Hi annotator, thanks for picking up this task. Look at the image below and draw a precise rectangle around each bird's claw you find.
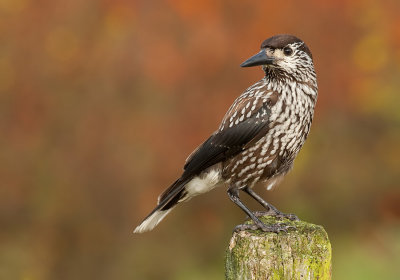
[247,210,299,221]
[274,212,299,221]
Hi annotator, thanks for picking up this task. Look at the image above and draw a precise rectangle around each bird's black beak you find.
[240,50,274,67]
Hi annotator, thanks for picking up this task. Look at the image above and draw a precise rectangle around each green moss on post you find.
[225,216,331,280]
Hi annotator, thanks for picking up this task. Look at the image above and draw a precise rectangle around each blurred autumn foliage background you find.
[1,0,400,279]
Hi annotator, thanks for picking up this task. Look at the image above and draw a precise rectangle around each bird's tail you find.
[133,208,173,234]
[134,177,190,233]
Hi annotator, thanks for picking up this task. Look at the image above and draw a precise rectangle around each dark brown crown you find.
[260,34,313,59]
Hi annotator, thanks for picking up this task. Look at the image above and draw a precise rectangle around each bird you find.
[134,34,318,234]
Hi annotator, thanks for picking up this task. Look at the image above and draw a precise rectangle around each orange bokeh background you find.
[1,0,399,279]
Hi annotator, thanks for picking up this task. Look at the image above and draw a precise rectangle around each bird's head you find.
[241,34,316,85]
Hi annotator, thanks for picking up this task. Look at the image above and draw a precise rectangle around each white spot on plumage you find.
[260,148,267,157]
[266,182,275,190]
[258,162,268,169]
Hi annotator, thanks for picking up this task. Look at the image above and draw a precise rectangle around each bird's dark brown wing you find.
[183,93,272,175]
[157,97,271,210]
[183,105,270,176]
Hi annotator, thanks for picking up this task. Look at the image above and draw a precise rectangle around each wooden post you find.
[225,216,332,280]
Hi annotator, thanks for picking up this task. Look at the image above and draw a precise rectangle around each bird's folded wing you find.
[183,101,271,176]
[157,98,271,208]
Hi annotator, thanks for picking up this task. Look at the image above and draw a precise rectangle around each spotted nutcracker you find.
[134,34,318,233]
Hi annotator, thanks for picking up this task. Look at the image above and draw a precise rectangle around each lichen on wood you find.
[225,216,331,280]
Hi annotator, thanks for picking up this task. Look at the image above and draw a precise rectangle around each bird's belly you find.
[222,121,307,188]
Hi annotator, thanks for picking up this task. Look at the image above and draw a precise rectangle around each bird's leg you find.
[227,185,292,233]
[243,187,299,221]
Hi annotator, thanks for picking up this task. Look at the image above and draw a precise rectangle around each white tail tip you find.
[133,209,172,234]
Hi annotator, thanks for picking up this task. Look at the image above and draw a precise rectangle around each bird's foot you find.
[234,220,295,233]
[248,210,299,221]
[253,210,300,221]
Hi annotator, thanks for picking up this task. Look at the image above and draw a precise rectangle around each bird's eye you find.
[283,47,293,56]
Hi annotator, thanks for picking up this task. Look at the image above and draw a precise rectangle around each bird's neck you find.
[263,67,317,89]
[263,73,318,102]
[263,70,317,95]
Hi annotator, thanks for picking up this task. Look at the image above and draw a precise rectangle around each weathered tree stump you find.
[225,216,331,280]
